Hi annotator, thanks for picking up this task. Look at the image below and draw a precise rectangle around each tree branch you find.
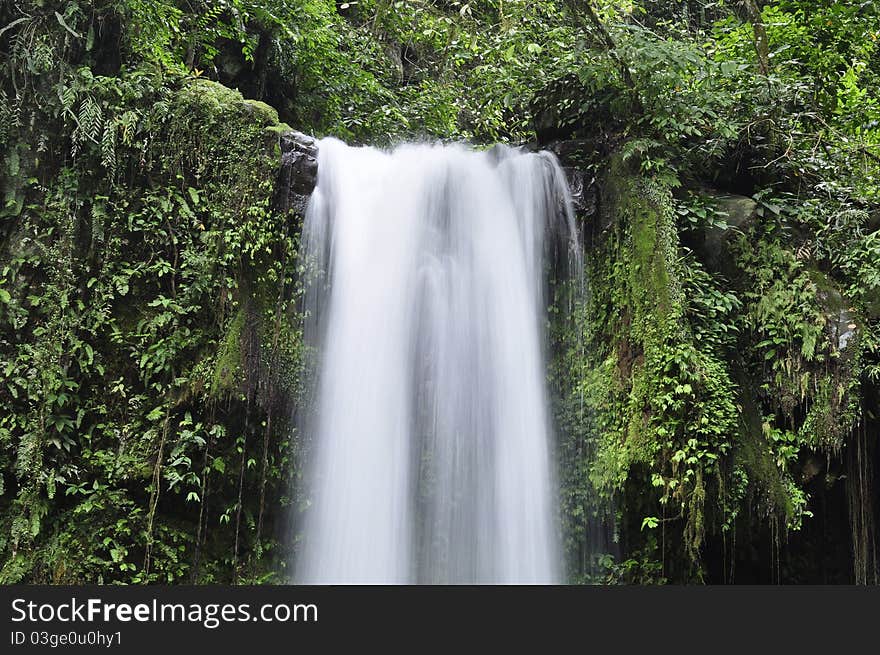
[741,0,770,77]
[564,0,643,114]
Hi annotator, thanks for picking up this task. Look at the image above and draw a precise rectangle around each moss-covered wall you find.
[553,150,878,584]
[0,74,305,583]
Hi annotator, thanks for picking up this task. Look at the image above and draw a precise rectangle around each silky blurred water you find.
[296,139,579,584]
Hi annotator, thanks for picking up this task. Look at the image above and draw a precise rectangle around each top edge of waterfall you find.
[314,135,563,160]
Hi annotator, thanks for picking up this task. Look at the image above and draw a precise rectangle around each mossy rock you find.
[243,99,281,127]
[807,269,857,352]
[700,191,758,273]
[176,78,280,130]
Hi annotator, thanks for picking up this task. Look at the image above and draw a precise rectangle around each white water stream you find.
[296,139,579,584]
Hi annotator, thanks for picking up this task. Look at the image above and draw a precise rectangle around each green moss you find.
[174,79,274,133]
[265,123,295,135]
[628,192,672,317]
[212,308,246,397]
[183,78,241,104]
[592,158,691,474]
[243,99,280,127]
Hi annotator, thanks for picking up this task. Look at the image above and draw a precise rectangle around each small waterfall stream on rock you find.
[295,138,580,584]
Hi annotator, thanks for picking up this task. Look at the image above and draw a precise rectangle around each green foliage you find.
[544,1,879,584]
[0,1,305,583]
[565,165,739,579]
[589,551,667,585]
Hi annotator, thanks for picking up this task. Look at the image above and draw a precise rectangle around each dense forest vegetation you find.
[1,0,878,584]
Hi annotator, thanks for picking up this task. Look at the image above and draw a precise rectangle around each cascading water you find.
[295,138,580,584]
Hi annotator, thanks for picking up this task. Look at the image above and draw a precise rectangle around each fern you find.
[0,91,11,145]
[100,121,117,175]
[59,84,78,120]
[196,4,225,31]
[118,110,140,146]
[78,96,103,143]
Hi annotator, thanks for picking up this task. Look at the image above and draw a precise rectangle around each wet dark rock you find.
[276,130,318,215]
[536,138,600,223]
[698,191,759,274]
[562,166,596,218]
[809,270,858,352]
[548,139,599,168]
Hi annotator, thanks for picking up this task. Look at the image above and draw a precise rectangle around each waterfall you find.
[295,138,580,584]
